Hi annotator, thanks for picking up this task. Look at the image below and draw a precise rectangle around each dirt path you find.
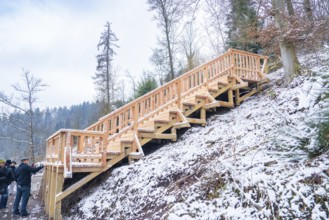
[1,174,47,220]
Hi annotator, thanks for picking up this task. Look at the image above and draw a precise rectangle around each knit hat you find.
[0,159,5,164]
[6,159,11,164]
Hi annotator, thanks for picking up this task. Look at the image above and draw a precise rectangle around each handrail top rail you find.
[86,48,268,130]
[47,129,105,141]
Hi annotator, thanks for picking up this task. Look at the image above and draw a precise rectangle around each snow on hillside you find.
[66,48,329,220]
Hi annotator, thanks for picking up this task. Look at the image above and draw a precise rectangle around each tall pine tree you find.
[92,22,119,115]
[226,0,261,53]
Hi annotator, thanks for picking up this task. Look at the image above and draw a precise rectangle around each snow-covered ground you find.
[65,47,329,220]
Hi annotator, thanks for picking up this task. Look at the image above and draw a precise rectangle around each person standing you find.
[0,159,14,210]
[13,158,44,217]
[0,159,8,196]
[0,159,11,211]
[8,161,17,195]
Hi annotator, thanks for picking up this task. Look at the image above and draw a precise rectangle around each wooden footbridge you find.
[42,49,268,219]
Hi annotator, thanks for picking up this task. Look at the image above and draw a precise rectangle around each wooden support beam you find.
[232,82,248,90]
[200,108,206,126]
[233,75,245,84]
[218,101,234,108]
[171,127,177,141]
[228,89,234,107]
[184,101,205,117]
[134,132,144,156]
[204,91,216,103]
[138,132,177,140]
[55,168,64,220]
[238,88,257,103]
[204,101,221,109]
[173,121,191,129]
[72,167,103,173]
[187,117,206,125]
[235,89,241,106]
[48,166,55,217]
[49,166,64,220]
[211,82,233,98]
[56,171,101,204]
[128,152,143,164]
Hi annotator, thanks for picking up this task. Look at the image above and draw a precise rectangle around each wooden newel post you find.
[262,57,269,74]
[132,104,139,152]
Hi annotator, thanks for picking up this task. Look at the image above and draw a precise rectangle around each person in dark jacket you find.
[13,158,44,217]
[0,159,11,210]
[0,159,7,195]
[8,161,17,195]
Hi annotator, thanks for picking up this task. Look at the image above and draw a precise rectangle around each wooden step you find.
[154,119,170,126]
[182,102,195,107]
[138,127,155,133]
[187,117,206,125]
[107,151,121,155]
[121,139,133,144]
[138,132,176,140]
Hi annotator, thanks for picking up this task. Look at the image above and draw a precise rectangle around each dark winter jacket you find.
[14,163,44,187]
[4,163,15,183]
[0,166,11,193]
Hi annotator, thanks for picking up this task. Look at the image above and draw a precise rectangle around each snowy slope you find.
[66,48,329,220]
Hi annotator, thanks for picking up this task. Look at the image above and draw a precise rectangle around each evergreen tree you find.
[92,22,119,115]
[135,73,158,99]
[226,0,261,53]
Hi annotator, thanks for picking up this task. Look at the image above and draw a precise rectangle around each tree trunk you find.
[285,0,295,16]
[303,0,313,21]
[165,22,175,80]
[272,0,300,84]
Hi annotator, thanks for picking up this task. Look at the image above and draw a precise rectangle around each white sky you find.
[0,0,158,109]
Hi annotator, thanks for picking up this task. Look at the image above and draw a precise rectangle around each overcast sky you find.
[0,0,158,109]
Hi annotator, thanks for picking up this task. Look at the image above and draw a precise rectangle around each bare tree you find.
[147,0,200,81]
[285,0,295,16]
[181,23,200,71]
[150,48,168,85]
[0,69,47,162]
[125,70,137,98]
[204,0,229,55]
[303,0,313,21]
[92,21,119,115]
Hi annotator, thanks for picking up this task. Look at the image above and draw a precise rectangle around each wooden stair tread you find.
[182,102,195,106]
[121,139,133,143]
[195,94,208,99]
[107,151,121,155]
[138,126,155,133]
[154,119,170,123]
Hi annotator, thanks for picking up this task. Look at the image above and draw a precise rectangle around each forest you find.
[0,0,328,162]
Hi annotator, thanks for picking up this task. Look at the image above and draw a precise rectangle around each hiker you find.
[0,159,12,211]
[13,158,44,217]
[8,161,17,195]
[0,159,15,210]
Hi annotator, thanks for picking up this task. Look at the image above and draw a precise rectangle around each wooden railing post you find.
[261,57,269,74]
[176,80,181,110]
[133,104,138,131]
[230,49,236,77]
[204,66,209,89]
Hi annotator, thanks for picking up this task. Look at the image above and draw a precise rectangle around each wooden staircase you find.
[42,49,268,219]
